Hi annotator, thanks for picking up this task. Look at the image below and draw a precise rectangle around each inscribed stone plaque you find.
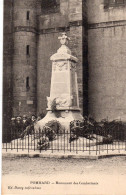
[52,72,69,83]
[27,100,33,105]
[51,71,70,96]
[51,83,69,95]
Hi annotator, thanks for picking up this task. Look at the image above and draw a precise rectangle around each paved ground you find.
[2,156,126,195]
[2,156,126,176]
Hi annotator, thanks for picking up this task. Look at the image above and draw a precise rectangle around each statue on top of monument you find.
[58,32,70,46]
[56,32,71,55]
[50,32,77,61]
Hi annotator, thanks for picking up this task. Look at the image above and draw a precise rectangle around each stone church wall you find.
[88,0,126,121]
[5,0,126,123]
[12,0,37,116]
[3,0,13,137]
[3,0,88,119]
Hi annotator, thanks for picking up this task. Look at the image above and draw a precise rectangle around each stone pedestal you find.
[37,33,83,131]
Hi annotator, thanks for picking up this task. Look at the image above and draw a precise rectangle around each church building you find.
[3,0,126,132]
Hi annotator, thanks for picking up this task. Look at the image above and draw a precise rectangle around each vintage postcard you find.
[2,0,126,195]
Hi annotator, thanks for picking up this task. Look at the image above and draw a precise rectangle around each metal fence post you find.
[70,128,71,152]
[6,132,7,152]
[89,132,90,155]
[76,134,77,154]
[96,129,97,156]
[28,133,29,153]
[67,130,68,151]
[64,129,65,154]
[34,131,35,151]
[16,139,18,152]
[118,123,120,153]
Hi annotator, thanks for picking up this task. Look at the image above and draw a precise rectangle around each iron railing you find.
[2,120,126,155]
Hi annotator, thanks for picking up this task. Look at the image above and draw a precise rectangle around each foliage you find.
[70,117,126,142]
[38,112,46,119]
[45,120,64,133]
[50,98,62,118]
[50,98,57,112]
[38,120,65,142]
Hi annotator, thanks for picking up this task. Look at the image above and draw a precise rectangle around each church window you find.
[26,77,30,90]
[27,11,30,20]
[26,45,30,55]
[41,0,60,14]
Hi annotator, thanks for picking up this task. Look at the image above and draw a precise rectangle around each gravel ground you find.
[2,156,126,176]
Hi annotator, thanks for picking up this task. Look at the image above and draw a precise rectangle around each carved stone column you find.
[37,33,83,131]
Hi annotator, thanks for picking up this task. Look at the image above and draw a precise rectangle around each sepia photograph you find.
[2,0,126,194]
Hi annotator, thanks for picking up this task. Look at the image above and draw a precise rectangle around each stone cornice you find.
[13,26,37,34]
[50,53,78,62]
[39,26,70,34]
[69,20,83,27]
[88,20,126,29]
[13,20,84,35]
